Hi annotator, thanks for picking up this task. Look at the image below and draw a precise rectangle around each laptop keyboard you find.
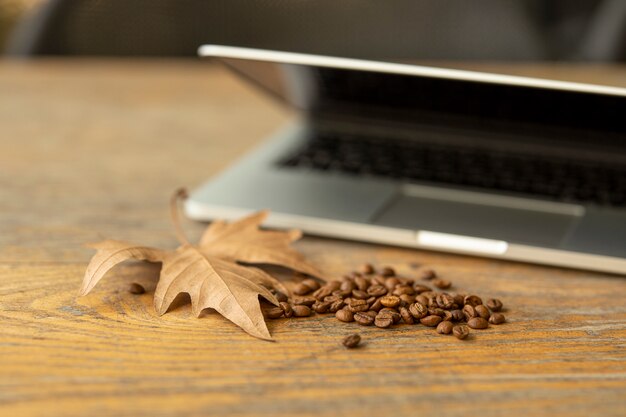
[278,133,626,207]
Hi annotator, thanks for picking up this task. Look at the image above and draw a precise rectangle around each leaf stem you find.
[170,188,191,246]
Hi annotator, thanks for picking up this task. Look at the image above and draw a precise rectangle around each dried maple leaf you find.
[199,210,325,279]
[79,189,320,340]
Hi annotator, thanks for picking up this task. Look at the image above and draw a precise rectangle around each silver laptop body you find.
[187,45,626,274]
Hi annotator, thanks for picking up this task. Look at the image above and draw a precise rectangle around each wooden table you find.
[1,60,625,417]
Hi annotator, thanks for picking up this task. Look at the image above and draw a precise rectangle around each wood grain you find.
[0,60,625,417]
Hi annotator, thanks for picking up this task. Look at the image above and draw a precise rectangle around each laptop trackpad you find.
[372,187,582,247]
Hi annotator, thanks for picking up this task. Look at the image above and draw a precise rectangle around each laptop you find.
[187,45,626,275]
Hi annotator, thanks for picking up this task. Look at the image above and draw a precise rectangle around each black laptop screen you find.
[219,57,626,142]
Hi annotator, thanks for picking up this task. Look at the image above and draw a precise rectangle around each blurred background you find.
[1,0,625,61]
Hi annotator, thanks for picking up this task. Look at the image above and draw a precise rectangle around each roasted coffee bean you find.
[334,289,353,297]
[274,291,289,303]
[327,281,342,291]
[280,302,294,318]
[436,293,455,309]
[489,313,506,324]
[365,310,378,319]
[475,305,491,320]
[415,295,430,306]
[324,294,343,303]
[352,289,370,300]
[340,280,357,292]
[380,295,401,308]
[464,295,483,307]
[420,315,443,327]
[413,284,431,294]
[336,309,355,322]
[348,299,370,313]
[355,276,370,291]
[361,263,375,275]
[437,320,454,335]
[265,307,284,319]
[442,310,453,321]
[486,298,503,312]
[128,283,145,294]
[354,311,375,326]
[381,266,396,277]
[409,302,428,319]
[293,283,313,296]
[367,285,388,297]
[467,317,489,329]
[312,301,331,314]
[378,308,401,324]
[343,333,361,348]
[399,294,415,305]
[419,268,437,280]
[432,279,452,289]
[399,306,414,324]
[293,296,317,306]
[453,294,466,306]
[369,298,383,312]
[372,275,387,286]
[463,304,478,320]
[393,285,414,296]
[374,314,393,328]
[384,277,401,290]
[453,325,470,340]
[450,309,465,321]
[312,286,333,300]
[302,278,321,292]
[329,299,345,313]
[292,305,312,317]
[428,307,446,317]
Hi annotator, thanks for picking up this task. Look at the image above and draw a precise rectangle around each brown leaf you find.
[154,245,279,340]
[79,240,164,296]
[199,210,326,279]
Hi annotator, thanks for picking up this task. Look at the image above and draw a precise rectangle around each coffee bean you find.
[489,313,506,324]
[265,307,284,319]
[415,295,430,305]
[352,289,369,300]
[380,295,401,308]
[409,302,428,319]
[428,307,446,317]
[340,280,356,292]
[293,283,313,296]
[413,284,431,294]
[381,266,396,277]
[453,294,466,306]
[365,310,378,319]
[128,283,145,294]
[384,277,400,290]
[355,276,370,291]
[463,304,477,321]
[342,333,361,348]
[436,293,455,309]
[475,305,491,320]
[354,311,375,326]
[327,281,342,291]
[450,309,465,321]
[312,286,333,300]
[274,291,289,303]
[379,308,401,324]
[437,321,454,334]
[419,268,437,280]
[486,298,503,312]
[392,285,414,296]
[361,263,375,275]
[399,294,415,305]
[292,296,317,306]
[369,298,384,312]
[312,301,331,314]
[453,325,470,340]
[302,278,321,291]
[442,310,453,321]
[329,299,345,313]
[367,285,388,297]
[399,306,414,324]
[374,314,393,328]
[279,302,293,318]
[464,295,483,307]
[334,289,353,298]
[467,317,489,329]
[348,299,369,313]
[292,305,311,317]
[336,309,354,322]
[420,315,443,327]
[432,279,451,289]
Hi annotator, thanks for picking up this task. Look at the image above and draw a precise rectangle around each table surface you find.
[1,60,625,417]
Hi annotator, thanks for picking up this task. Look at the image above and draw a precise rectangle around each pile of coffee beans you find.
[264,264,506,342]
